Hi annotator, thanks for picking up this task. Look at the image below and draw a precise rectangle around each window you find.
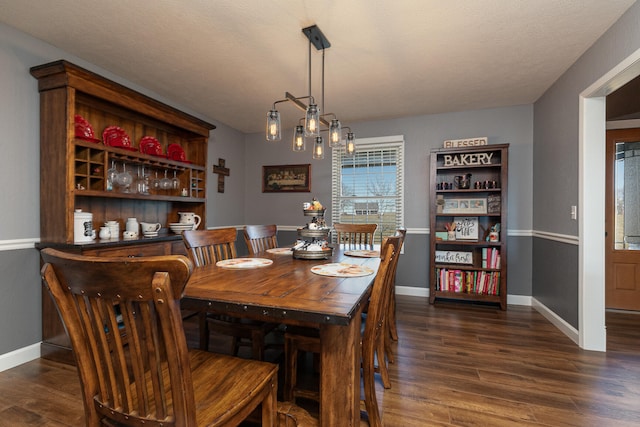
[331,135,404,243]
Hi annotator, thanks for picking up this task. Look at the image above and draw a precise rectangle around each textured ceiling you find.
[0,0,636,133]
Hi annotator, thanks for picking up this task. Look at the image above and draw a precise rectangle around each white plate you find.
[216,258,273,269]
[310,263,374,277]
[169,225,194,230]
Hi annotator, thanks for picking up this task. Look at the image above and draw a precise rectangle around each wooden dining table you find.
[181,245,381,427]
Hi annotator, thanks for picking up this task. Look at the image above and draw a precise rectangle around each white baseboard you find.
[531,298,579,345]
[0,343,41,372]
[396,285,429,297]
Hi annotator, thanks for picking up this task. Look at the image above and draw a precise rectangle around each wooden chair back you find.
[333,223,378,246]
[392,227,406,275]
[243,224,278,256]
[182,227,237,266]
[40,248,196,426]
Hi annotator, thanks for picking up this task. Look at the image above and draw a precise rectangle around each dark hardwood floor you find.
[0,295,639,426]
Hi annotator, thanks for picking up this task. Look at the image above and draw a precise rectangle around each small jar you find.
[125,217,139,234]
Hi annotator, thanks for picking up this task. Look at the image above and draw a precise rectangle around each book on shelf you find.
[436,268,500,295]
[481,247,500,269]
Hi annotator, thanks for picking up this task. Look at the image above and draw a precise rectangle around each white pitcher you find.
[178,212,201,230]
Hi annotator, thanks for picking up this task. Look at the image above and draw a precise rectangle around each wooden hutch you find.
[32,60,215,363]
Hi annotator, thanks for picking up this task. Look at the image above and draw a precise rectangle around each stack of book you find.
[435,268,501,295]
[482,248,501,269]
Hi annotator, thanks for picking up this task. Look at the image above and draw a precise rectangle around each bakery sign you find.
[443,152,494,167]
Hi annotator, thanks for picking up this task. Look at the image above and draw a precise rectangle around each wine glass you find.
[135,166,149,195]
[160,169,172,190]
[115,163,132,193]
[172,170,180,190]
[106,161,118,191]
[151,170,161,191]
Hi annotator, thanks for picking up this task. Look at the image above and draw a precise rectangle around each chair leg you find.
[231,336,240,356]
[261,375,278,427]
[198,312,209,351]
[284,335,298,402]
[388,287,398,341]
[363,343,382,427]
[251,330,265,360]
[385,328,394,365]
[377,325,391,389]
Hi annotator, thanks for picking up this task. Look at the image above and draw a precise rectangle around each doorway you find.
[580,49,640,352]
[605,128,640,311]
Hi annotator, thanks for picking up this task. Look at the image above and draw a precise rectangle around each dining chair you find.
[283,236,401,427]
[183,228,278,360]
[333,222,378,246]
[39,247,279,427]
[387,227,406,342]
[244,224,278,256]
[374,227,407,390]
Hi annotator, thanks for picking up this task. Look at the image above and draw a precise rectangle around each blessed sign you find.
[443,137,488,148]
[443,152,494,167]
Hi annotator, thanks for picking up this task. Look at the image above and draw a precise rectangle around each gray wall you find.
[532,1,640,328]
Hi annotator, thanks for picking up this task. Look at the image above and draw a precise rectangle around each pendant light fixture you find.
[292,124,305,151]
[266,25,355,159]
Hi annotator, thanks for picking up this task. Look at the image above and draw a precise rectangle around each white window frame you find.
[331,135,405,243]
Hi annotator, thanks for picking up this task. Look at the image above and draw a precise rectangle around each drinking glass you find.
[115,163,132,193]
[151,170,161,191]
[172,170,180,190]
[160,169,172,190]
[106,161,118,191]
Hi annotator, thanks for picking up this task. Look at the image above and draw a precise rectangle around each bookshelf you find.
[429,144,508,309]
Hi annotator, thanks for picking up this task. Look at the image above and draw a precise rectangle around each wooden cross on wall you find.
[212,158,230,193]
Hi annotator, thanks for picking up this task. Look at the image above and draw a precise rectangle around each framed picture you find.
[442,198,487,214]
[262,164,311,193]
[455,217,479,240]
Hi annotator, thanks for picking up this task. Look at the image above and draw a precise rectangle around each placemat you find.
[344,249,380,258]
[216,258,273,269]
[310,263,374,277]
[266,247,293,255]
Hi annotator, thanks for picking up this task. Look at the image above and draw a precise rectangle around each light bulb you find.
[313,136,324,160]
[266,110,281,141]
[329,119,342,147]
[305,104,320,137]
[292,125,306,152]
[345,132,355,156]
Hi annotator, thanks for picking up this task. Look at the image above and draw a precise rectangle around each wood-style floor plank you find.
[0,296,639,426]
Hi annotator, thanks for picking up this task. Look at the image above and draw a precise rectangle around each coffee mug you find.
[140,222,161,233]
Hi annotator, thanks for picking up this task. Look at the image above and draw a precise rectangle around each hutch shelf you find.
[32,60,215,363]
[429,144,509,310]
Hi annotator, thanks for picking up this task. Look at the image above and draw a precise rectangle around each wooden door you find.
[606,128,640,310]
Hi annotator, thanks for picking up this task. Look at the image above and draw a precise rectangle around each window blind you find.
[331,135,405,243]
